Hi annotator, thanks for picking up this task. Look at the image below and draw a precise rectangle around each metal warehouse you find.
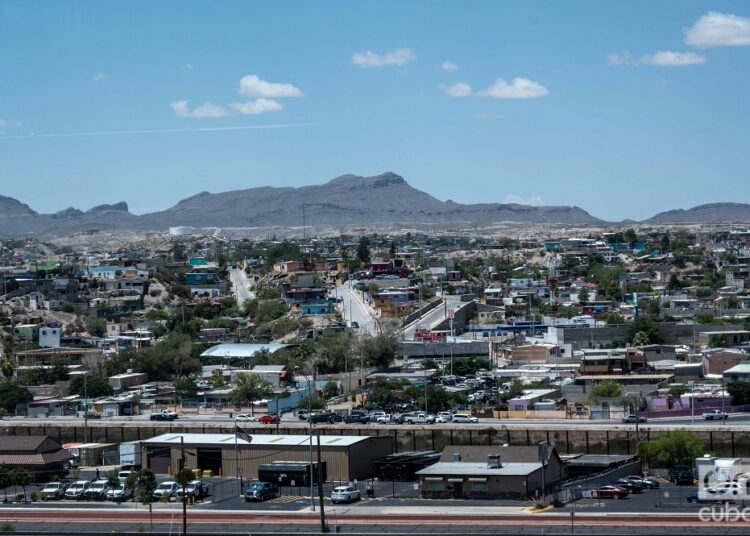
[140,433,392,482]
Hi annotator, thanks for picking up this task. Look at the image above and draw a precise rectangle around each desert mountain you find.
[645,203,750,224]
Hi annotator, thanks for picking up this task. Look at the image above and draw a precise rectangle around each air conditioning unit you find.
[487,454,502,468]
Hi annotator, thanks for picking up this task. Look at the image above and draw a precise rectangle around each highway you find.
[229,268,254,306]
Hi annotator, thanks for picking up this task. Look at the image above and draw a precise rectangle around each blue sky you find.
[1,1,749,221]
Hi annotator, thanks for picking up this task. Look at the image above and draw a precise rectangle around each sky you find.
[1,0,749,221]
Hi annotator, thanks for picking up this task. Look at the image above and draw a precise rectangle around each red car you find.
[258,415,279,424]
[592,485,628,499]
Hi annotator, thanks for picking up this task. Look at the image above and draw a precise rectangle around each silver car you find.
[331,485,361,504]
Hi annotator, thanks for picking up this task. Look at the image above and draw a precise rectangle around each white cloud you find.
[0,118,21,127]
[685,11,750,48]
[230,98,284,115]
[185,63,195,70]
[352,48,416,68]
[504,194,545,206]
[607,51,634,65]
[478,78,549,99]
[440,81,472,97]
[92,73,108,81]
[441,60,459,72]
[238,75,303,98]
[170,100,229,118]
[641,51,707,66]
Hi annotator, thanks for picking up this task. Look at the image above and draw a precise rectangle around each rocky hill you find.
[0,172,604,236]
[644,203,750,224]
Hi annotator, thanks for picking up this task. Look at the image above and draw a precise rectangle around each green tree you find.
[11,467,30,501]
[590,380,623,399]
[359,333,398,370]
[85,316,106,337]
[356,237,371,264]
[67,375,114,398]
[638,430,704,468]
[174,376,199,401]
[322,381,339,398]
[210,369,225,388]
[0,465,12,502]
[0,357,14,379]
[709,334,730,348]
[0,382,33,413]
[727,380,750,405]
[134,469,157,504]
[228,373,273,414]
[105,469,120,491]
[299,395,327,410]
[668,384,690,397]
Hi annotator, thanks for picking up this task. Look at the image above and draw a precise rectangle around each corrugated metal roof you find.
[200,343,290,358]
[416,462,542,477]
[142,433,372,447]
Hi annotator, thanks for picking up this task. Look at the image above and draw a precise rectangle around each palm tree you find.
[0,356,13,379]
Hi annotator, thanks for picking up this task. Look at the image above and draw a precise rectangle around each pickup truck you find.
[150,410,178,421]
[703,410,728,420]
[404,413,435,425]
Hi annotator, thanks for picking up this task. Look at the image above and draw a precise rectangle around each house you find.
[416,445,565,499]
[723,362,750,383]
[0,436,74,481]
[38,326,61,348]
[300,299,334,315]
[699,330,750,347]
[185,272,219,285]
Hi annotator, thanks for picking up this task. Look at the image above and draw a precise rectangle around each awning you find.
[424,477,443,482]
[468,477,487,482]
[447,478,464,483]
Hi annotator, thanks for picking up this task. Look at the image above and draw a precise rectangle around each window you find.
[427,480,444,491]
[471,481,488,492]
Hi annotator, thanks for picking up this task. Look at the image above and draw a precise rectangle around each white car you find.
[236,414,256,422]
[331,485,361,504]
[64,480,90,500]
[153,481,179,500]
[376,414,394,424]
[452,414,479,424]
[40,482,65,500]
[436,412,453,422]
[106,483,134,502]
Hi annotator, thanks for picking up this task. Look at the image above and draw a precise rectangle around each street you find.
[336,282,378,335]
[228,268,254,307]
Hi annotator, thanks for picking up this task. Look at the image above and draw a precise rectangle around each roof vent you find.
[452,453,461,462]
[487,454,502,469]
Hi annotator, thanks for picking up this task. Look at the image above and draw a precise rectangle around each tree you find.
[133,469,157,504]
[727,380,750,405]
[638,430,704,468]
[174,376,199,402]
[356,237,371,264]
[228,373,273,414]
[359,333,398,370]
[0,382,33,414]
[210,369,225,388]
[0,465,12,502]
[85,316,106,337]
[106,469,120,491]
[299,395,327,410]
[709,334,730,348]
[0,357,14,379]
[322,381,339,398]
[590,380,623,399]
[11,467,30,501]
[669,384,690,397]
[68,375,114,398]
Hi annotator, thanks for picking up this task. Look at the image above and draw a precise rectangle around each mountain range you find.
[1,172,749,236]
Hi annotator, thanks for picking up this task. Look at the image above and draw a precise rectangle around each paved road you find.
[337,282,378,335]
[401,297,466,340]
[228,268,254,307]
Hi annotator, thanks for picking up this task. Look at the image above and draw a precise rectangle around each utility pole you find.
[316,432,327,533]
[180,435,187,536]
[83,370,88,443]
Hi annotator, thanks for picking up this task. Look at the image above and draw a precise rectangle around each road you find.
[229,268,254,307]
[401,297,466,340]
[336,282,378,336]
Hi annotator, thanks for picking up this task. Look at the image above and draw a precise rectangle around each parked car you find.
[404,413,435,424]
[687,491,708,503]
[331,485,361,504]
[84,479,110,501]
[351,321,359,329]
[118,470,135,483]
[177,480,210,500]
[345,413,369,424]
[703,410,728,420]
[436,412,453,422]
[452,414,479,424]
[64,480,90,500]
[236,414,256,422]
[258,415,279,424]
[592,485,628,499]
[622,414,647,423]
[150,410,178,421]
[615,478,643,493]
[668,465,694,485]
[40,482,66,501]
[244,481,279,502]
[106,483,134,502]
[153,481,179,500]
[368,411,387,423]
[309,412,338,424]
[620,475,660,489]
